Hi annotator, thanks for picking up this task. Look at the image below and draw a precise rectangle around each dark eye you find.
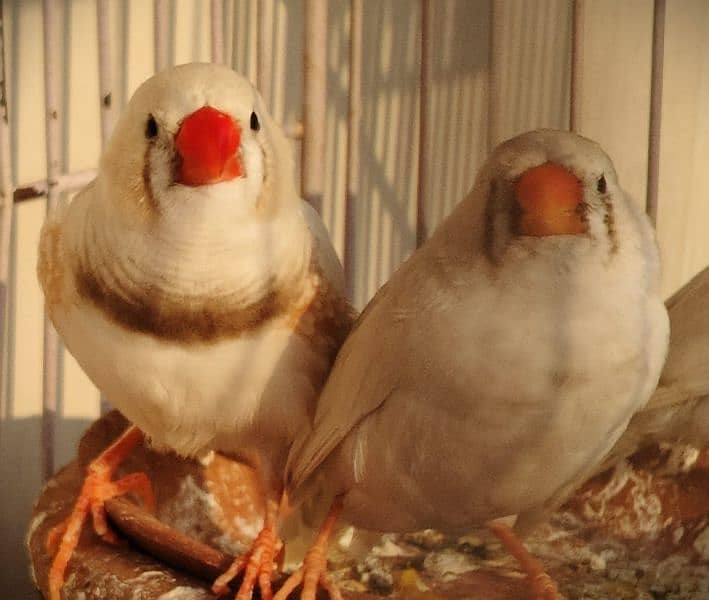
[145,114,158,139]
[597,174,607,194]
[250,112,260,132]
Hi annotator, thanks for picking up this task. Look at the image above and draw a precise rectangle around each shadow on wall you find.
[0,416,93,596]
[350,0,494,308]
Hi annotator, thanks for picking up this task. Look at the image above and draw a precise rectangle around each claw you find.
[212,524,280,600]
[46,426,148,600]
[273,497,343,600]
[530,572,561,600]
[486,520,561,600]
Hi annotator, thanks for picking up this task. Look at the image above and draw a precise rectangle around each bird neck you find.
[68,192,314,343]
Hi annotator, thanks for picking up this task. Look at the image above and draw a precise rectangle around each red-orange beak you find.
[175,106,243,186]
[514,162,586,237]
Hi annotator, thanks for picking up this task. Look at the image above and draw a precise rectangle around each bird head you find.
[471,129,632,263]
[98,63,296,226]
[83,64,312,316]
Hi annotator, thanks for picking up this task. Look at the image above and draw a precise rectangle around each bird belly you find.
[333,295,667,534]
[52,298,323,461]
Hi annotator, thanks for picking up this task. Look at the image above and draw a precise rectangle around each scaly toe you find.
[531,572,560,600]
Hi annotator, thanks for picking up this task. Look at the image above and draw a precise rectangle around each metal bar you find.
[14,169,96,203]
[96,0,112,415]
[230,0,239,70]
[210,0,224,64]
[301,0,327,214]
[487,0,500,149]
[0,1,13,426]
[153,0,169,73]
[569,0,583,132]
[344,0,361,300]
[646,0,665,224]
[96,0,112,147]
[416,0,432,246]
[42,0,63,482]
[257,0,273,106]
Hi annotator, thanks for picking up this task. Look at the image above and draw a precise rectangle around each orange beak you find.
[514,162,586,237]
[175,106,243,186]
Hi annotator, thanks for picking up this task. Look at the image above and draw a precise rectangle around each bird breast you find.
[328,240,668,533]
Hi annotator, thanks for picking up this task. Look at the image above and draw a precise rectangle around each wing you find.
[37,182,95,311]
[286,246,434,493]
[300,200,345,294]
[643,265,709,412]
[599,266,709,469]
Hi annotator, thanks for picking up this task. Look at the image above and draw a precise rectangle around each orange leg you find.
[213,498,283,600]
[273,497,343,600]
[487,520,560,600]
[46,425,153,600]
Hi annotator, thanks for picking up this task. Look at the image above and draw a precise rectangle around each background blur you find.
[1,0,708,596]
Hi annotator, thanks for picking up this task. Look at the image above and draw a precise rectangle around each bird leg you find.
[487,520,560,600]
[46,425,154,600]
[212,498,283,600]
[273,496,343,600]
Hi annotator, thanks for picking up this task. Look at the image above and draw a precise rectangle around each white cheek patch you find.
[146,142,175,199]
[240,135,265,201]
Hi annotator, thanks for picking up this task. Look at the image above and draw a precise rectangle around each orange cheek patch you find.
[515,162,586,237]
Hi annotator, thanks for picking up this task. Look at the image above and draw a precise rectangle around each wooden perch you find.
[105,497,296,592]
[105,497,236,583]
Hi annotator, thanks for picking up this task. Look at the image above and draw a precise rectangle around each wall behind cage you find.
[1,0,709,596]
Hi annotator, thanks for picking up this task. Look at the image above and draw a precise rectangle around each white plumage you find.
[601,265,709,469]
[275,129,669,600]
[38,62,353,600]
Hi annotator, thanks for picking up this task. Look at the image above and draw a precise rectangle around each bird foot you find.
[272,547,341,600]
[273,496,343,600]
[486,520,560,600]
[529,571,561,600]
[212,524,283,600]
[46,426,151,600]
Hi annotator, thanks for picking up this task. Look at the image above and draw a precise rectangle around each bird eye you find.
[597,174,607,194]
[250,111,260,132]
[145,114,158,139]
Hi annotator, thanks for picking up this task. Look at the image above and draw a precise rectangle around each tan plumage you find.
[37,63,354,600]
[275,130,669,600]
[599,266,709,471]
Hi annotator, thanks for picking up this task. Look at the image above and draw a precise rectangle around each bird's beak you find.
[174,106,243,186]
[514,162,586,237]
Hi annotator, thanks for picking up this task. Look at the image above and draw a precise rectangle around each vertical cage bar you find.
[646,0,665,224]
[42,0,63,481]
[301,0,327,213]
[211,0,224,64]
[344,0,361,300]
[0,2,13,428]
[153,0,169,73]
[96,0,112,147]
[230,0,240,71]
[416,0,432,246]
[257,0,273,106]
[487,0,501,149]
[570,0,583,132]
[96,0,112,415]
